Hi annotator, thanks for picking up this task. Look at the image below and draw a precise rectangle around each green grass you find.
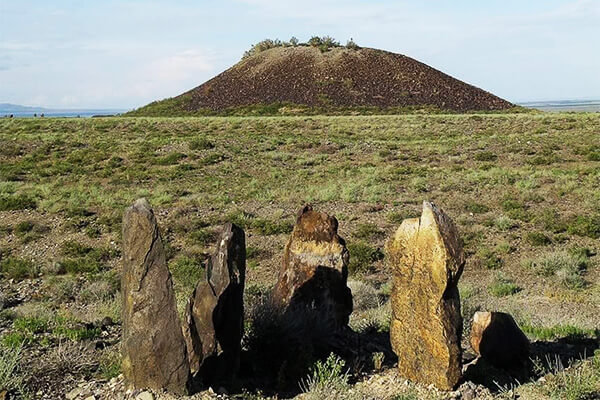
[0,194,36,211]
[1,114,600,397]
[0,257,38,280]
[521,323,598,341]
[347,241,383,275]
[524,250,589,289]
[488,273,521,297]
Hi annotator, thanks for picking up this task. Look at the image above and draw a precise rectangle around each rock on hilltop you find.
[130,46,513,115]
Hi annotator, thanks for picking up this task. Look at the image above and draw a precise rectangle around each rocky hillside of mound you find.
[131,46,513,115]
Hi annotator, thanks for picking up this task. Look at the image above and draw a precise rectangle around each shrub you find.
[188,228,217,246]
[243,38,284,59]
[245,299,340,390]
[251,217,293,235]
[0,194,36,211]
[535,209,567,233]
[525,231,552,246]
[345,39,360,50]
[61,258,102,274]
[521,323,597,341]
[488,274,521,297]
[300,353,349,395]
[308,36,341,52]
[494,216,518,231]
[0,344,27,397]
[387,210,419,224]
[170,256,204,292]
[474,151,497,161]
[354,223,383,240]
[524,251,588,289]
[0,257,38,280]
[98,348,122,379]
[14,221,34,235]
[155,152,186,165]
[347,242,383,274]
[189,137,214,150]
[59,241,117,275]
[464,201,489,214]
[501,197,531,221]
[14,316,49,334]
[347,280,379,311]
[566,214,600,239]
[476,247,502,270]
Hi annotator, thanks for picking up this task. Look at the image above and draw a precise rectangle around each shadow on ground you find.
[463,334,600,392]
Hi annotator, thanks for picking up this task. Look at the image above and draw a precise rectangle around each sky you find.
[1,0,599,110]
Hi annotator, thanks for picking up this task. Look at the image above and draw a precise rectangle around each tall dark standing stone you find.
[183,223,246,385]
[386,201,465,390]
[121,198,190,394]
[272,205,352,329]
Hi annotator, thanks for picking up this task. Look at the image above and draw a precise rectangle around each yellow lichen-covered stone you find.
[386,201,465,390]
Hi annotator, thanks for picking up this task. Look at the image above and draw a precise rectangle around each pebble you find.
[66,388,82,400]
[136,391,154,400]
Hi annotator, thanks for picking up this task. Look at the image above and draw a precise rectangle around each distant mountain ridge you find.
[0,103,126,117]
[129,46,514,116]
[0,103,53,112]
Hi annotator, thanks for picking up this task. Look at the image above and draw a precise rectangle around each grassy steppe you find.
[0,113,599,399]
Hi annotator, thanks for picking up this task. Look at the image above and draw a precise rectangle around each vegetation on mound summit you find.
[243,35,360,59]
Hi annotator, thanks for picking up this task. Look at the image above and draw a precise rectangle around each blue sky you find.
[1,0,599,109]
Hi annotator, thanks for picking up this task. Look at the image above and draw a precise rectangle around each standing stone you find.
[121,198,190,394]
[183,223,246,385]
[272,205,352,328]
[470,311,530,369]
[387,201,465,390]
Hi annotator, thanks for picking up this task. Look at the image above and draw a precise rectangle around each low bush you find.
[566,214,600,239]
[170,255,204,292]
[347,242,383,274]
[0,344,28,397]
[474,151,497,161]
[189,137,214,150]
[0,194,36,211]
[354,223,383,240]
[464,201,490,214]
[488,274,521,297]
[300,353,349,396]
[525,231,552,246]
[0,257,38,280]
[476,247,502,270]
[524,251,588,289]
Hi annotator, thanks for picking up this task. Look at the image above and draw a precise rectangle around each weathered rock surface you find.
[121,198,190,394]
[183,223,246,385]
[272,205,352,329]
[387,201,465,390]
[470,311,530,369]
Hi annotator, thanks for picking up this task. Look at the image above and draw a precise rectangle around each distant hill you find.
[129,45,514,116]
[0,103,126,117]
[0,103,51,112]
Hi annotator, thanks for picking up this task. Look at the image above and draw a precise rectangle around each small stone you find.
[84,396,96,400]
[462,388,476,400]
[66,387,82,400]
[470,311,530,369]
[100,316,114,328]
[135,391,154,400]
